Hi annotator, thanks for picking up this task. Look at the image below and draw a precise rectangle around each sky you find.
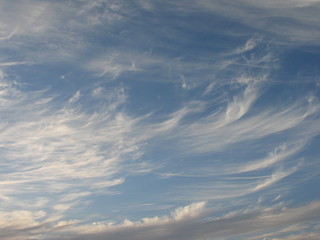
[0,0,320,239]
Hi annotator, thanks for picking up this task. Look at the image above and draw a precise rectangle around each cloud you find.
[236,142,304,173]
[177,93,318,154]
[1,200,319,240]
[0,1,319,240]
[198,0,320,44]
[40,202,207,240]
[141,0,320,45]
[229,35,263,55]
[68,90,80,103]
[225,79,260,122]
[0,210,46,229]
[0,61,28,67]
[171,202,206,221]
[30,201,318,240]
[0,70,150,224]
[87,51,143,79]
[0,0,129,64]
[161,167,297,202]
[251,167,297,192]
[117,39,320,205]
[246,223,317,240]
[145,101,206,135]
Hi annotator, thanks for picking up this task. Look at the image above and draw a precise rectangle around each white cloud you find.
[0,61,28,67]
[68,90,80,103]
[1,200,319,240]
[225,78,260,122]
[0,70,149,225]
[0,2,319,240]
[230,35,263,55]
[37,201,320,240]
[171,202,206,221]
[178,96,319,154]
[251,168,297,192]
[0,210,45,228]
[147,101,206,134]
[87,53,139,79]
[0,0,128,64]
[237,142,304,173]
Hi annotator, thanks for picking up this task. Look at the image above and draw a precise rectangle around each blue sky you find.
[0,1,320,239]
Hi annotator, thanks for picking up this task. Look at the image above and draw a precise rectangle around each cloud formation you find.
[0,69,148,223]
[44,201,320,240]
[0,1,319,240]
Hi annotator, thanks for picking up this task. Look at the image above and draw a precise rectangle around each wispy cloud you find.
[176,92,318,154]
[198,0,320,44]
[228,35,263,55]
[142,0,320,45]
[0,70,150,222]
[0,1,319,239]
[237,143,304,173]
[87,51,144,79]
[0,61,28,67]
[0,0,129,64]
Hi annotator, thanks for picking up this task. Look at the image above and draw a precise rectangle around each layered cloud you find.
[33,201,320,240]
[2,200,318,240]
